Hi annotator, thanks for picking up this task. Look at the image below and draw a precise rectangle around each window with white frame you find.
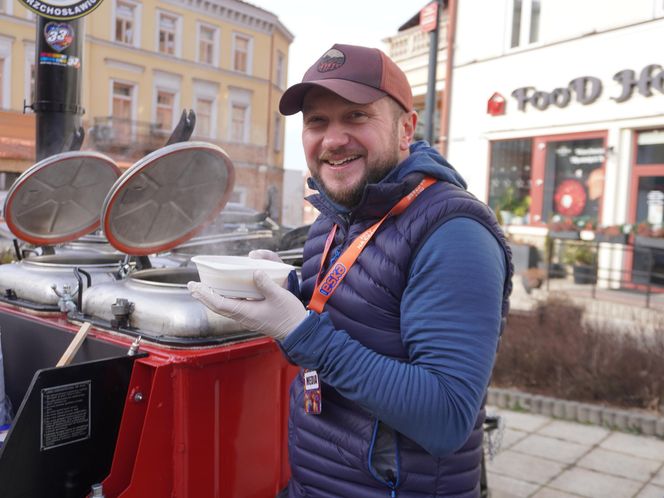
[232,33,252,74]
[0,0,13,15]
[115,0,138,46]
[0,58,4,109]
[193,79,218,139]
[275,50,286,89]
[24,43,35,110]
[0,38,11,110]
[111,81,136,141]
[155,90,175,133]
[228,88,252,143]
[197,24,218,65]
[231,103,248,142]
[273,112,282,152]
[158,12,180,56]
[195,97,213,138]
[230,187,247,205]
[509,0,541,48]
[153,71,181,134]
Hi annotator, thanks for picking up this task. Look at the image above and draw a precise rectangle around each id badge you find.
[303,369,322,415]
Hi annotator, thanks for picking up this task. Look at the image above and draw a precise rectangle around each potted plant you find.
[633,222,664,250]
[632,223,664,285]
[594,224,630,244]
[496,187,530,226]
[511,195,531,225]
[548,216,580,240]
[562,243,597,284]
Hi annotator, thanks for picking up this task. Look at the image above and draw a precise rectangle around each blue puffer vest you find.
[287,150,513,498]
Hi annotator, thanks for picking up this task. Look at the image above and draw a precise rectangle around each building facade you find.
[449,0,663,230]
[384,7,447,145]
[0,0,293,215]
[388,0,664,285]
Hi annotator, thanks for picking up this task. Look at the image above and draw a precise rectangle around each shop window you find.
[509,0,540,48]
[634,174,664,286]
[635,176,664,226]
[489,139,533,224]
[542,138,605,226]
[636,129,664,164]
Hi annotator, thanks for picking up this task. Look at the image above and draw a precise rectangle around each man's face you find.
[301,87,415,208]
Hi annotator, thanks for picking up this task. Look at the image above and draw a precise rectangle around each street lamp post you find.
[422,0,443,146]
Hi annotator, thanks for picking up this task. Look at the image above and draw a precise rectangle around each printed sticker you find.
[39,52,81,69]
[44,22,74,52]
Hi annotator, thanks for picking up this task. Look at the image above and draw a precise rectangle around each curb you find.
[488,387,664,438]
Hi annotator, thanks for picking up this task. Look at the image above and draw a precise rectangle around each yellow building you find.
[0,0,293,213]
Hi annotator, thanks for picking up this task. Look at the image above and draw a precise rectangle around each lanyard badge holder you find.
[303,176,435,416]
[303,369,322,415]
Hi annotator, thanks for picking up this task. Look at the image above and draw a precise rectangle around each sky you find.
[248,0,426,172]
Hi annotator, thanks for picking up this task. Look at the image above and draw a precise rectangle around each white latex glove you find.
[187,271,306,341]
[248,249,283,263]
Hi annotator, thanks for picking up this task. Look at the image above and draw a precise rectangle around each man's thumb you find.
[253,270,283,297]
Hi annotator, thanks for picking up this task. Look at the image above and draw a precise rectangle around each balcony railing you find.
[88,116,269,165]
[386,22,447,61]
[88,116,166,153]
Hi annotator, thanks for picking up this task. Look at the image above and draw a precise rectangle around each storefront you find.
[447,5,664,285]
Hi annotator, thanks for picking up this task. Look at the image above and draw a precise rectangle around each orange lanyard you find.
[307,176,436,313]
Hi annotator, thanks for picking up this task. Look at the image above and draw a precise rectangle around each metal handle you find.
[165,109,196,145]
[12,239,22,261]
[62,126,85,152]
[74,267,92,312]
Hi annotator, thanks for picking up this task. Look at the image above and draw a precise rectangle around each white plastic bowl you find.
[191,255,294,299]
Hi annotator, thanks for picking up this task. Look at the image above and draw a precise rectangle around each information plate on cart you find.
[40,380,91,450]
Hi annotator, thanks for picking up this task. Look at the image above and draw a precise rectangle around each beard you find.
[312,147,401,208]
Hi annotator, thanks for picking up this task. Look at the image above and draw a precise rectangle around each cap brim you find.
[279,79,387,115]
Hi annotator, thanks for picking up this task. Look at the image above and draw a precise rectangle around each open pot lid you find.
[102,141,235,256]
[4,151,121,245]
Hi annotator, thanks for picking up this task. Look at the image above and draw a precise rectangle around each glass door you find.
[629,129,664,286]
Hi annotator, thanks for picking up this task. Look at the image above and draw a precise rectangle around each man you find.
[189,43,513,498]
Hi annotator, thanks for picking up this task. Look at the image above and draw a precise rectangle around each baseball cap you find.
[279,43,413,115]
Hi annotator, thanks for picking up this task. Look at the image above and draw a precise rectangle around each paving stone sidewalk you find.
[485,407,664,498]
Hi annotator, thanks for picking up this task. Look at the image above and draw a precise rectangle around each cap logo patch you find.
[317,48,345,73]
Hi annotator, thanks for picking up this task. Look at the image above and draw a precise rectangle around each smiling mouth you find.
[324,155,361,167]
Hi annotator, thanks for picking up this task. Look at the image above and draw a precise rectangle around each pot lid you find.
[102,141,235,256]
[4,151,121,245]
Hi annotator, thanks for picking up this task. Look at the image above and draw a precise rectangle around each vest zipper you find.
[367,419,401,498]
